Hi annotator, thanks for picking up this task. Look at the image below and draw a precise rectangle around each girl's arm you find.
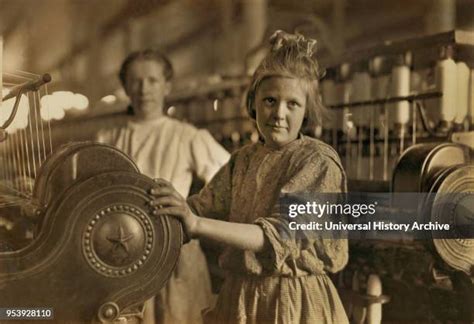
[150,179,265,252]
[194,217,265,252]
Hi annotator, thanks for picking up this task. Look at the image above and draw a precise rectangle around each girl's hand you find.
[149,178,199,238]
[150,179,266,252]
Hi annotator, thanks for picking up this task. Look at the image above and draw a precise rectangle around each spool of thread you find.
[391,62,411,127]
[366,274,382,324]
[351,71,371,127]
[434,47,457,125]
[454,62,469,127]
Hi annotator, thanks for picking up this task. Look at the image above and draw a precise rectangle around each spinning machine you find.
[0,38,182,323]
[321,30,474,323]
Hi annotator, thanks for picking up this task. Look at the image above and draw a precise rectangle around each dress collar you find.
[259,133,306,153]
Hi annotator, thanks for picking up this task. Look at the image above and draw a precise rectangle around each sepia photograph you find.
[0,0,473,323]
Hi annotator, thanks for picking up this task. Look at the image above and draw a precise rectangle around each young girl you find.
[150,30,349,324]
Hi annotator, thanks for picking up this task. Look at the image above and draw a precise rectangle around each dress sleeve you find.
[187,154,234,222]
[254,154,349,275]
[190,129,230,183]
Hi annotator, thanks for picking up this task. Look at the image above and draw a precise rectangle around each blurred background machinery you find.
[323,30,474,324]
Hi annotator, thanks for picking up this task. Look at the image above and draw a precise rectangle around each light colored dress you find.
[188,136,349,324]
[97,115,230,324]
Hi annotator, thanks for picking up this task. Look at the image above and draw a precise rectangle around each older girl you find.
[151,31,348,324]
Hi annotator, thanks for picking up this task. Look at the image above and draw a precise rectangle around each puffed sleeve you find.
[254,153,348,275]
[190,129,230,183]
[187,154,234,221]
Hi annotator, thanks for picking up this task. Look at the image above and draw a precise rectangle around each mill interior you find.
[0,0,473,323]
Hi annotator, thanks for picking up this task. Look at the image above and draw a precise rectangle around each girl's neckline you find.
[258,134,307,153]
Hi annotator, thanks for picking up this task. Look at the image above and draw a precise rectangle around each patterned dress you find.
[97,115,230,324]
[188,136,349,324]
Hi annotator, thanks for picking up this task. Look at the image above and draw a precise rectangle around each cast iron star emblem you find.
[107,223,134,254]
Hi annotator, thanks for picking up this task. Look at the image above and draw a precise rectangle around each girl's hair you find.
[246,31,327,131]
[119,48,174,87]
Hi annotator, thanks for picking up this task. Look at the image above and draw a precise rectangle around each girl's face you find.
[255,77,307,149]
